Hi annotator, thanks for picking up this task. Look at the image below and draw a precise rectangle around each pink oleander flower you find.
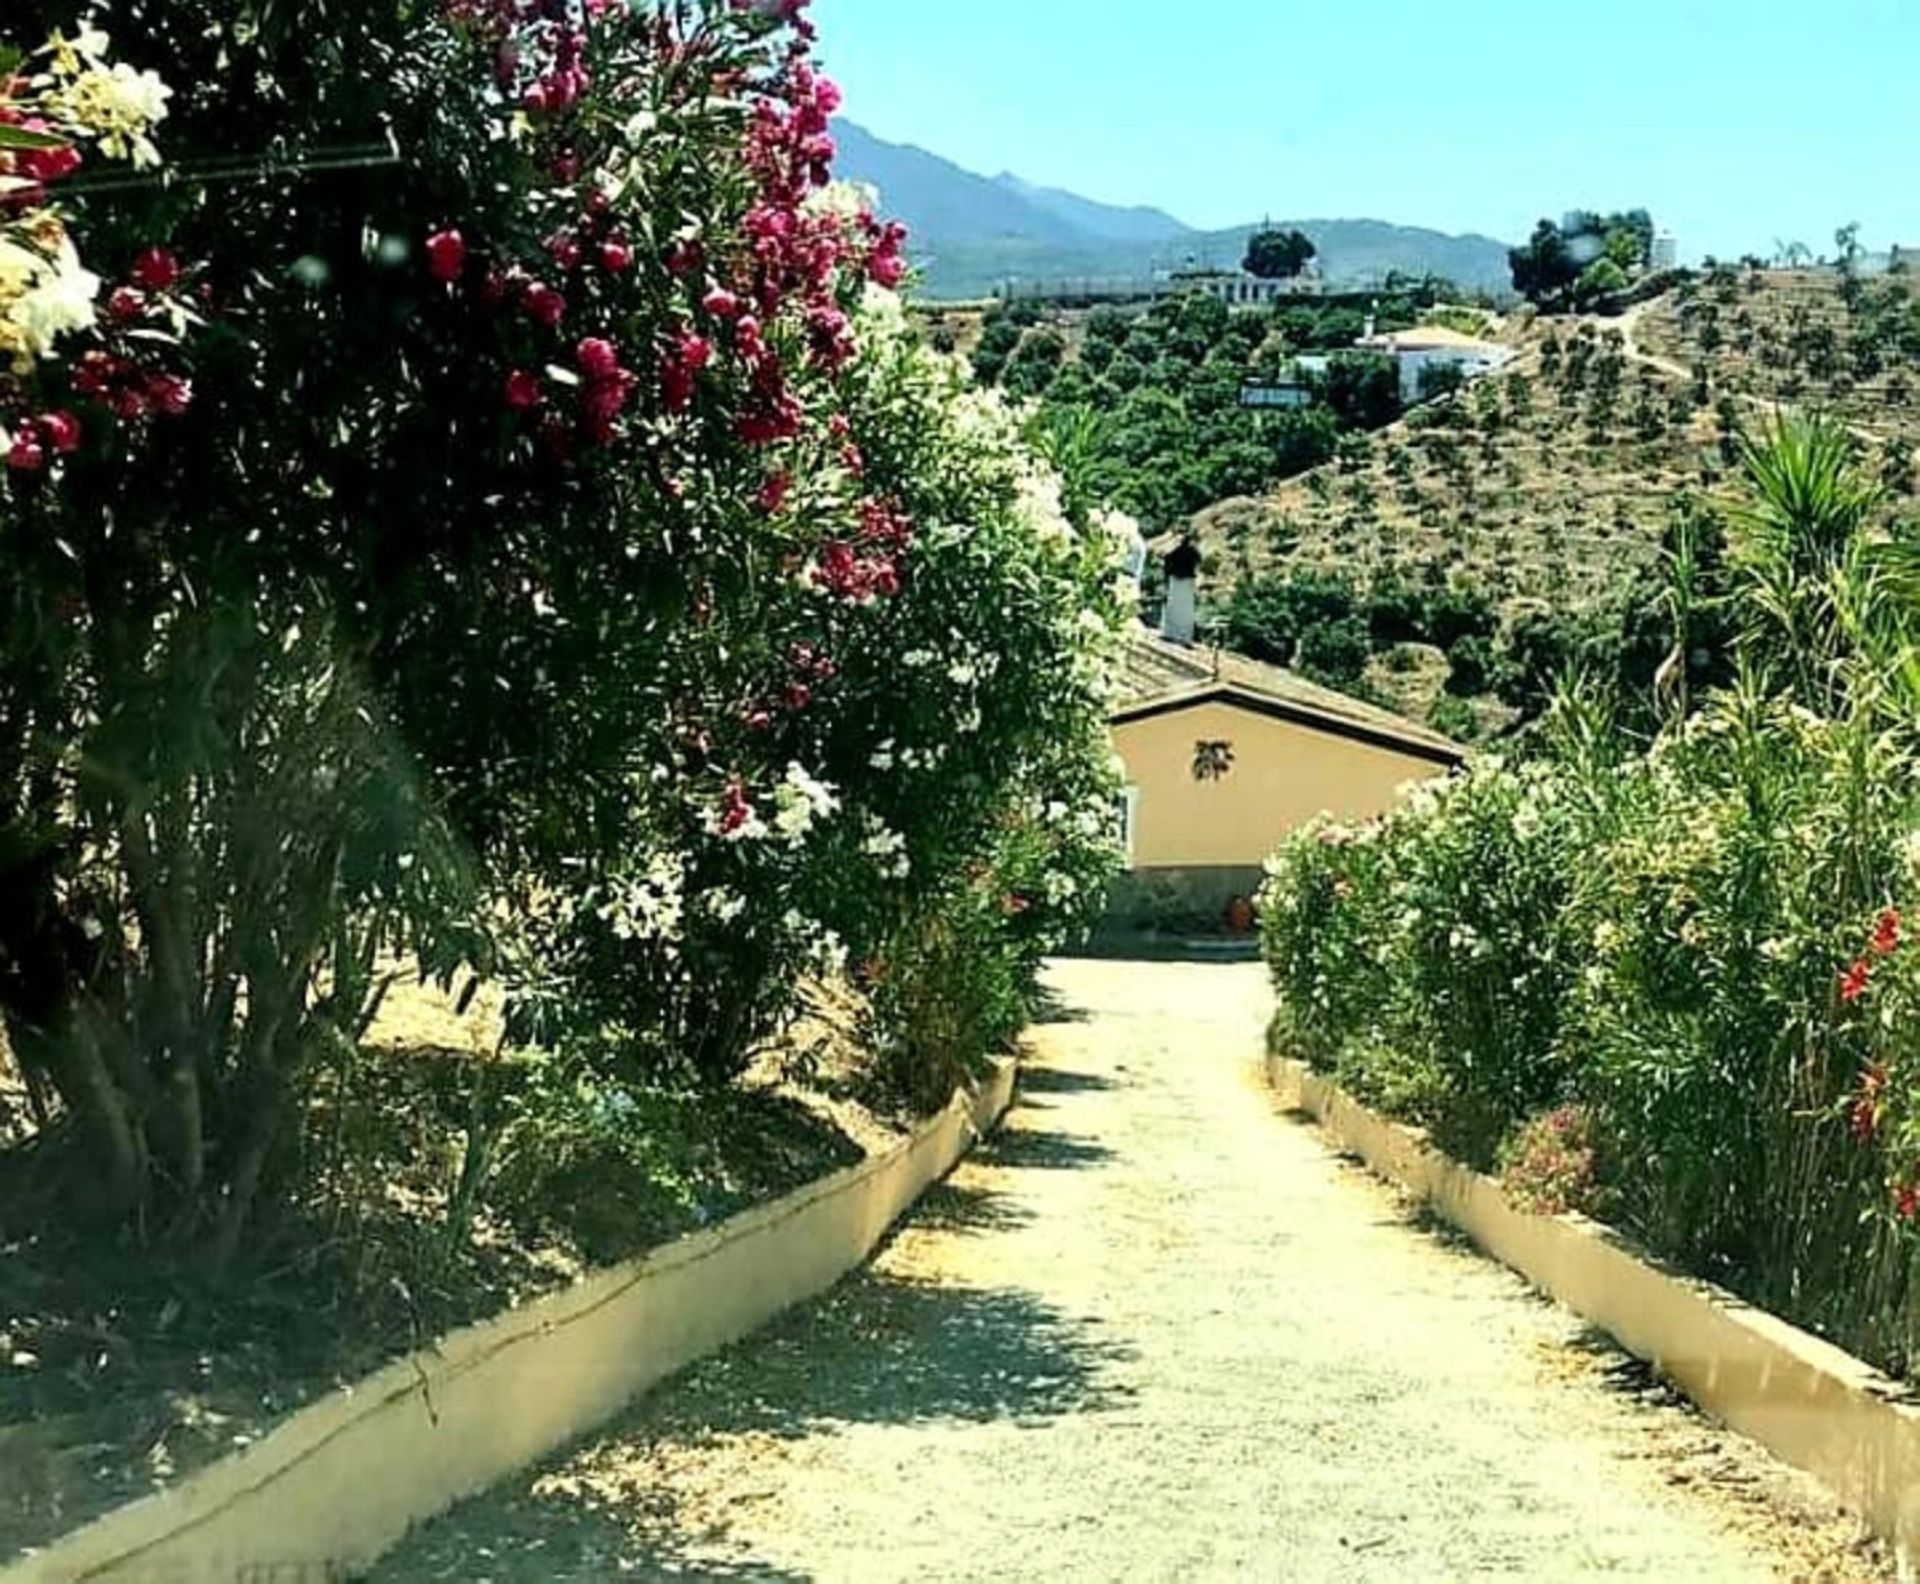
[147,374,194,418]
[6,428,46,473]
[504,369,543,410]
[576,337,621,380]
[678,330,714,371]
[523,281,566,328]
[39,411,81,455]
[425,230,466,285]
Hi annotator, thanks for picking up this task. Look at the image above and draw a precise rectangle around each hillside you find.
[1632,264,1920,464]
[1192,321,1707,613]
[1184,272,1920,732]
[833,121,1514,298]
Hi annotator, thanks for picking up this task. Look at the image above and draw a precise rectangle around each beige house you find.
[1109,627,1462,925]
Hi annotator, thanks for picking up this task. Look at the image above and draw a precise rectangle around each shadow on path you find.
[1018,1065,1119,1096]
[372,1258,1132,1582]
[978,1125,1115,1173]
[902,1180,1036,1239]
[1026,985,1089,1026]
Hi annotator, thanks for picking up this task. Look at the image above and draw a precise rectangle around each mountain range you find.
[833,122,1515,300]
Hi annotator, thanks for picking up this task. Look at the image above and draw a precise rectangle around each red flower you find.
[106,286,146,323]
[758,471,792,513]
[575,337,621,381]
[504,369,543,411]
[130,247,181,293]
[1841,958,1873,1005]
[146,374,194,418]
[38,411,81,455]
[522,281,566,328]
[703,286,741,319]
[5,427,46,473]
[12,126,81,187]
[661,359,695,415]
[1896,1184,1920,1223]
[678,330,714,372]
[718,779,754,835]
[424,230,466,285]
[597,238,633,273]
[71,351,118,397]
[1872,908,1903,957]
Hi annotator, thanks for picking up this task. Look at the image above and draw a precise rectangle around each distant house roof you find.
[1115,627,1464,767]
[1356,325,1505,354]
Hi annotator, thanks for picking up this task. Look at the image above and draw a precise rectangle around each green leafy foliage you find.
[1243,227,1316,281]
[966,290,1450,534]
[1510,209,1655,311]
[1261,418,1920,1377]
[0,2,1125,1278]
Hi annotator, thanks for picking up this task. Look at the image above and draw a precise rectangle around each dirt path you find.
[368,960,1885,1582]
[1613,299,1893,450]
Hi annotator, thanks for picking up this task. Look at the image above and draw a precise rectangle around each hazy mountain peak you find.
[833,120,1513,299]
[989,171,1193,244]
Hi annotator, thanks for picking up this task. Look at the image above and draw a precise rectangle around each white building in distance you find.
[1167,263,1325,308]
[1354,324,1517,402]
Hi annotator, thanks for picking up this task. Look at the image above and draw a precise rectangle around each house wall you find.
[1112,700,1449,872]
[1391,345,1514,401]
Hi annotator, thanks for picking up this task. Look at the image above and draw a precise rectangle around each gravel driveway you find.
[368,959,1885,1582]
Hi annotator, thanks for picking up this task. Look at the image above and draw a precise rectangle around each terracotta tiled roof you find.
[1115,627,1463,764]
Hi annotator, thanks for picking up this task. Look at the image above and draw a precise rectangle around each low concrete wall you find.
[1104,866,1262,933]
[1267,1055,1920,1568]
[7,1062,1016,1584]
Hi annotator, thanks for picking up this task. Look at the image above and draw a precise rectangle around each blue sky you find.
[813,0,1917,260]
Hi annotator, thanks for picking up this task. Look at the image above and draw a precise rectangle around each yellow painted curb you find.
[5,1059,1017,1584]
[1266,1054,1920,1567]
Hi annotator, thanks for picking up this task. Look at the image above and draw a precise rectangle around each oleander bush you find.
[1261,415,1920,1376]
[0,1,1124,1275]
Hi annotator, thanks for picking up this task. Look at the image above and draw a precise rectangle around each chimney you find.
[1161,539,1201,646]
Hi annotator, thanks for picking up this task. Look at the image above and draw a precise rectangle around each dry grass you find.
[1635,267,1920,451]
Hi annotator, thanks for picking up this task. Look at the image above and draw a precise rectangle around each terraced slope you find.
[1634,266,1920,463]
[1192,320,1719,614]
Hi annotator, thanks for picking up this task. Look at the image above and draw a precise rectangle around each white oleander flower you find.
[772,762,840,845]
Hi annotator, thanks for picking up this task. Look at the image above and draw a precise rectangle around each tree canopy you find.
[1510,210,1656,310]
[1244,228,1318,281]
